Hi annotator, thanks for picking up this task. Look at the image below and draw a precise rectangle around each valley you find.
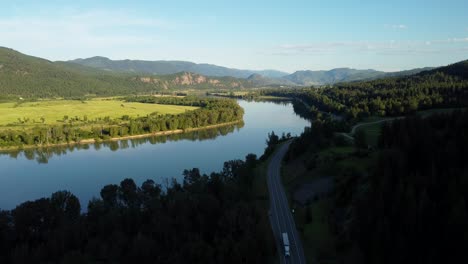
[1,1,468,263]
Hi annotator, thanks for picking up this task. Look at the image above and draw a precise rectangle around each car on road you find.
[282,232,290,257]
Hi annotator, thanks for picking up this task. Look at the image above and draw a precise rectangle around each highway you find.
[267,141,306,264]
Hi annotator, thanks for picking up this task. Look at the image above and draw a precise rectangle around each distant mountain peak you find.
[74,56,110,61]
[65,54,458,86]
[0,47,254,97]
[68,57,290,79]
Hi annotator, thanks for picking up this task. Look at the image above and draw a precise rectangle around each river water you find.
[0,100,309,210]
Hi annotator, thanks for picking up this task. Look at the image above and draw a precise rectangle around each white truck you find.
[282,232,290,257]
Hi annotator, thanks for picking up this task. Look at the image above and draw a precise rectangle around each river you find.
[0,100,309,210]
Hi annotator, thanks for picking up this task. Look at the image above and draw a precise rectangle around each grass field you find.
[0,99,198,127]
[354,107,467,146]
[415,107,466,118]
[354,122,383,146]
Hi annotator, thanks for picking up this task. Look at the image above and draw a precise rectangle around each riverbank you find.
[0,120,243,152]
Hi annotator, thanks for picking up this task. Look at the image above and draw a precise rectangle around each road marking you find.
[268,146,288,263]
[267,142,306,264]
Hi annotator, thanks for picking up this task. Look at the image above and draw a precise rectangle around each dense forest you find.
[264,60,468,119]
[0,97,244,148]
[285,106,468,263]
[353,111,468,263]
[0,153,275,263]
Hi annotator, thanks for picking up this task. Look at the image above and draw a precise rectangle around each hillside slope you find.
[246,73,297,86]
[283,68,383,85]
[0,48,251,98]
[419,60,468,79]
[267,59,468,118]
[69,56,442,86]
[283,67,435,86]
[0,47,159,98]
[68,56,289,78]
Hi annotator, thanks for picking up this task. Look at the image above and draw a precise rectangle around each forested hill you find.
[0,47,156,98]
[0,47,252,98]
[354,111,468,263]
[70,56,436,86]
[69,56,289,78]
[267,59,468,119]
[419,59,468,79]
[283,68,385,85]
[283,67,438,86]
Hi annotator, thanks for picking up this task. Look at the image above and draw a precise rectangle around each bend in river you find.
[0,100,310,210]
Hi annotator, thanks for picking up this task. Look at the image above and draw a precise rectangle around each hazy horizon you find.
[1,0,467,72]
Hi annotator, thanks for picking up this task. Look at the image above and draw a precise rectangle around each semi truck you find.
[282,232,290,257]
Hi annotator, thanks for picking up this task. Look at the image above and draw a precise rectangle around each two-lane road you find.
[267,141,306,264]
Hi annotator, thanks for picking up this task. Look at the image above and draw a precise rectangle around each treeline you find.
[353,111,468,263]
[0,97,244,148]
[283,103,468,263]
[0,154,275,263]
[124,95,212,107]
[2,122,243,164]
[264,60,468,119]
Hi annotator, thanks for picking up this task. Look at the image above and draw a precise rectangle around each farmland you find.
[0,99,198,128]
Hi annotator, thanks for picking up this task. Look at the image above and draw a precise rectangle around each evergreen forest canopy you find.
[0,154,275,263]
[352,111,468,263]
[0,97,244,148]
[265,59,468,119]
[283,108,468,263]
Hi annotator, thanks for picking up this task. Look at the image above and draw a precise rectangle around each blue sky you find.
[1,0,467,72]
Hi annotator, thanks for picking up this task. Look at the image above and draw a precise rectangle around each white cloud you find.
[432,37,468,44]
[0,9,176,60]
[274,37,468,56]
[385,24,408,30]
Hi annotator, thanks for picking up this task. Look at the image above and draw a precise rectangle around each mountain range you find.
[69,56,289,79]
[0,47,251,98]
[0,46,465,99]
[69,56,435,86]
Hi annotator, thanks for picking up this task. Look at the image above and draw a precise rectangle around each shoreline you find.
[0,120,243,152]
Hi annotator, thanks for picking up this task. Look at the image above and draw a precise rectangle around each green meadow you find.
[0,99,198,127]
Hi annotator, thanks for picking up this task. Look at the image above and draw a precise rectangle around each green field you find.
[354,108,467,146]
[0,99,198,127]
[415,107,466,118]
[354,122,384,146]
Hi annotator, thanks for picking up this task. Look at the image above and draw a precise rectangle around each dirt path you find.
[341,117,402,140]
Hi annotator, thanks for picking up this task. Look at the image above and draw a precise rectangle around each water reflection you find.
[1,122,244,164]
[0,100,310,210]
